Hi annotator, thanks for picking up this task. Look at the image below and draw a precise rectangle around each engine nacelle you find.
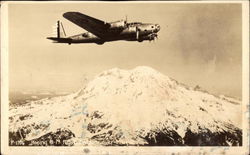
[140,33,158,41]
[109,20,126,30]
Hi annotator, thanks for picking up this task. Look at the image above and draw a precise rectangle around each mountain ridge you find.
[9,66,242,146]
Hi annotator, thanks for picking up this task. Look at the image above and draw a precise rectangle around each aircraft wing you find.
[63,12,110,39]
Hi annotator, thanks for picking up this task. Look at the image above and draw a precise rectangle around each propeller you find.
[149,33,158,42]
[154,33,158,41]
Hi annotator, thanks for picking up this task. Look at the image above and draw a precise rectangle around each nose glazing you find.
[155,24,160,32]
[153,24,160,33]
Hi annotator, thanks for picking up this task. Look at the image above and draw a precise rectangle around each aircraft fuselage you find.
[58,23,160,45]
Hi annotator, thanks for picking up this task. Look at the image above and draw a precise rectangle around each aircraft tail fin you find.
[52,20,67,38]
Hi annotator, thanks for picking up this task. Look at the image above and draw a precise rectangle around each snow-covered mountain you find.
[9,66,242,146]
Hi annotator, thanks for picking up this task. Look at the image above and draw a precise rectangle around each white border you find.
[1,1,249,155]
[1,1,10,155]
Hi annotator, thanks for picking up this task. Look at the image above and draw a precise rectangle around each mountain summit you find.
[9,66,242,146]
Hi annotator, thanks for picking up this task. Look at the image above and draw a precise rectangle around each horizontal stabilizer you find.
[47,37,72,43]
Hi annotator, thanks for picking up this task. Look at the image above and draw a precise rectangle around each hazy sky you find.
[8,2,242,98]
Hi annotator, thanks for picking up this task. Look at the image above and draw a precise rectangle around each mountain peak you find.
[9,66,242,146]
[97,66,164,77]
[132,66,160,74]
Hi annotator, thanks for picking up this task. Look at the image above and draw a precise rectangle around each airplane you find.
[47,12,160,45]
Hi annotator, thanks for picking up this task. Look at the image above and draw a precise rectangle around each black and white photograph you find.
[1,1,249,155]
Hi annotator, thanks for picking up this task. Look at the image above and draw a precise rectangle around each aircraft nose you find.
[156,24,160,32]
[153,24,160,32]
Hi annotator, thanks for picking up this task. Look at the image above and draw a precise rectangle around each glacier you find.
[9,66,242,146]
